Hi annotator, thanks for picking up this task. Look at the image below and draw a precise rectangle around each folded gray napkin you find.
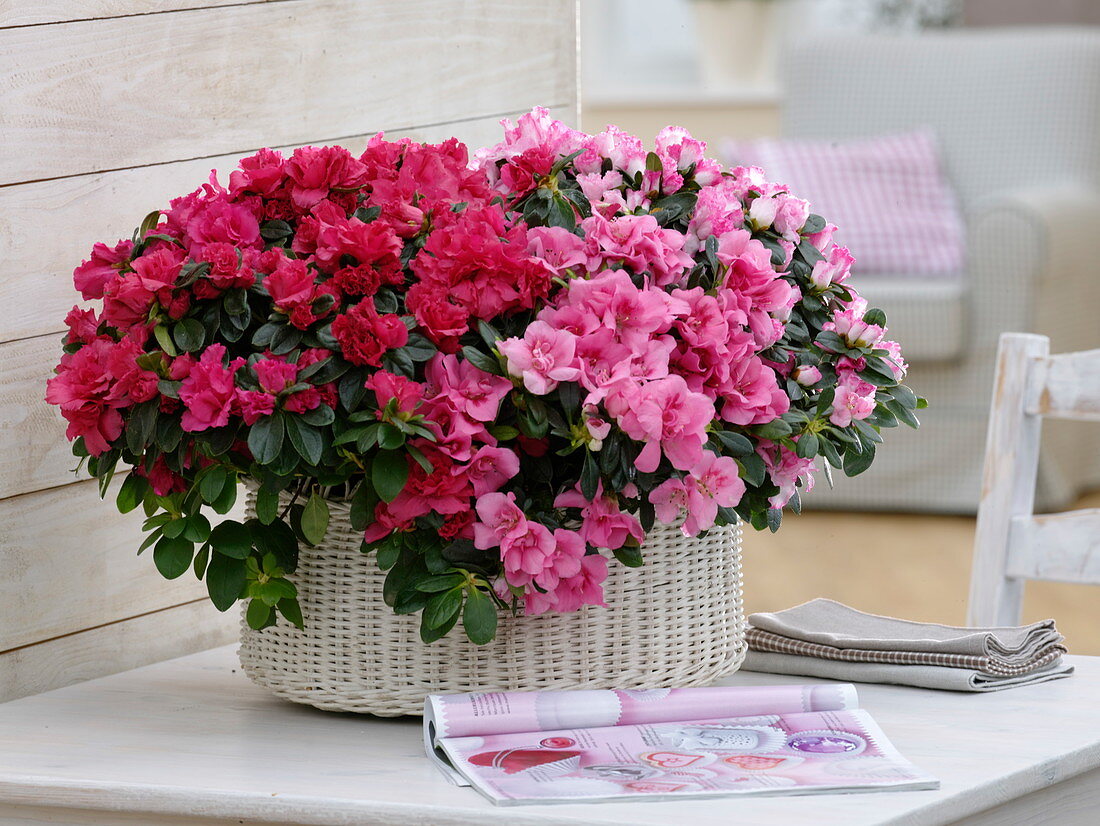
[742,650,1075,692]
[741,599,1073,692]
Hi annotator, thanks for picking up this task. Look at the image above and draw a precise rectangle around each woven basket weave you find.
[238,493,747,716]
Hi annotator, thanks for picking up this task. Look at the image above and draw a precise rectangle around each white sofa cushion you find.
[855,276,967,363]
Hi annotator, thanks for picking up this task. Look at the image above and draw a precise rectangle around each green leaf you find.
[299,404,336,427]
[153,535,194,580]
[795,432,819,459]
[210,478,237,515]
[843,443,877,477]
[248,518,299,572]
[715,430,754,457]
[300,492,329,546]
[751,419,792,440]
[199,466,229,504]
[420,602,460,644]
[246,598,273,629]
[206,553,247,611]
[372,450,409,503]
[377,423,405,450]
[182,513,211,543]
[406,442,434,474]
[153,324,177,357]
[247,413,285,466]
[737,453,767,487]
[116,473,149,514]
[193,543,210,579]
[375,536,402,571]
[255,488,280,525]
[863,307,887,328]
[416,573,466,593]
[162,517,187,539]
[462,588,498,645]
[286,416,323,466]
[208,520,253,559]
[172,318,206,352]
[423,588,464,631]
[580,450,600,501]
[477,319,502,347]
[125,400,158,455]
[461,345,503,376]
[277,597,304,628]
[612,545,645,568]
[766,508,783,533]
[891,384,919,410]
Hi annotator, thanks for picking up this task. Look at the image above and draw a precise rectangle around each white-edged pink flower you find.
[497,321,580,395]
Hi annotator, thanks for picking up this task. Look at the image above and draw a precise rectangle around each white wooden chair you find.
[968,332,1100,627]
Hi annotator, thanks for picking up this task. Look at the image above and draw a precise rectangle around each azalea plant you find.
[46,109,921,645]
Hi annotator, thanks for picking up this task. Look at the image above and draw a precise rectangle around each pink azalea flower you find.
[473,492,527,550]
[761,442,817,509]
[810,246,855,290]
[72,239,133,300]
[497,320,580,395]
[828,296,885,349]
[177,344,244,432]
[464,445,521,497]
[649,452,745,536]
[540,555,609,614]
[500,521,556,585]
[580,213,693,287]
[830,373,877,427]
[554,481,644,550]
[613,375,713,472]
[793,365,823,386]
[426,353,513,422]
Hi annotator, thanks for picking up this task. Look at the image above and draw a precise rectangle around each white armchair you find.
[780,28,1100,513]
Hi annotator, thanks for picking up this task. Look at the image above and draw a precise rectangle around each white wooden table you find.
[0,647,1096,826]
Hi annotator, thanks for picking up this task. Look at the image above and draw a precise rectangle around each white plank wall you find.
[0,477,247,652]
[0,0,579,700]
[0,2,274,29]
[0,0,575,185]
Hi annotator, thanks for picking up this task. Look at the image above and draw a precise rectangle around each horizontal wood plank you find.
[1007,509,1100,585]
[0,0,576,185]
[0,477,246,652]
[0,1,270,29]
[1030,349,1100,422]
[0,110,570,346]
[0,111,572,499]
[0,600,237,703]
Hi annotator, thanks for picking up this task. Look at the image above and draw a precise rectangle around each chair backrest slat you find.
[969,333,1100,627]
[1006,509,1100,585]
[1027,348,1100,421]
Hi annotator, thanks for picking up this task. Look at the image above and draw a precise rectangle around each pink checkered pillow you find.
[725,131,965,276]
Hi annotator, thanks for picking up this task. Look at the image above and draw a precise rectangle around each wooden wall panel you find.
[0,0,576,185]
[0,110,567,345]
[0,477,246,652]
[0,1,271,29]
[0,601,237,703]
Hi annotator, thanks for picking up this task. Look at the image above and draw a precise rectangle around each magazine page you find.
[424,684,858,785]
[436,708,939,806]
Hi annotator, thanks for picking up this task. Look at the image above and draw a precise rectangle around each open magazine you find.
[423,684,938,805]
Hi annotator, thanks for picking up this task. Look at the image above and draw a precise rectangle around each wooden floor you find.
[742,490,1100,655]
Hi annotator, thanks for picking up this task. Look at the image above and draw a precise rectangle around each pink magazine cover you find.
[423,685,938,805]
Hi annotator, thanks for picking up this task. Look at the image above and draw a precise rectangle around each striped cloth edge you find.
[746,627,1067,677]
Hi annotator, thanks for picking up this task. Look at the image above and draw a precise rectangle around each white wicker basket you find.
[238,493,747,716]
